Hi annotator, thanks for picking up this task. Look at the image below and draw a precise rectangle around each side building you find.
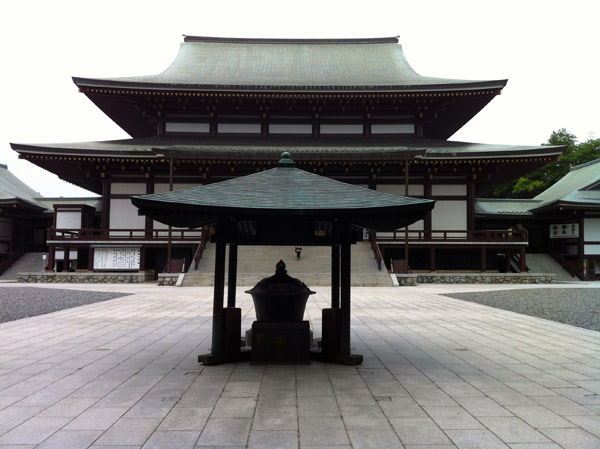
[477,158,600,280]
[11,36,564,278]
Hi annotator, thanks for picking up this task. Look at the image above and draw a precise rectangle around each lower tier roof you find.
[11,136,563,160]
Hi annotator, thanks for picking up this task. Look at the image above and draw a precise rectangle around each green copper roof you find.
[73,37,506,92]
[132,153,434,230]
[530,158,600,212]
[11,136,563,160]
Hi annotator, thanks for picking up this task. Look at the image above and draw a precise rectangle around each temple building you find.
[10,36,568,280]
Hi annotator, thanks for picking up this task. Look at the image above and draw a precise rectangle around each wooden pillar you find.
[63,247,70,272]
[467,183,476,231]
[481,247,487,272]
[340,239,351,356]
[430,247,436,271]
[88,247,95,271]
[227,244,238,308]
[101,180,111,236]
[46,244,55,272]
[331,245,340,309]
[520,247,527,272]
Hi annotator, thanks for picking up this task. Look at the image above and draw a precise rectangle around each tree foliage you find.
[485,129,600,198]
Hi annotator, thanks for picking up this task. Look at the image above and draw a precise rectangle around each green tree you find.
[486,129,600,198]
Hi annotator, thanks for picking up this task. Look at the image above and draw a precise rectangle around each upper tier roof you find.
[73,36,506,92]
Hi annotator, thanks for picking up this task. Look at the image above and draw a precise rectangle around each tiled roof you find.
[11,136,563,160]
[73,37,506,92]
[0,164,48,211]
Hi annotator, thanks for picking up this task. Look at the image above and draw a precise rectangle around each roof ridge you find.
[569,157,600,172]
[182,35,400,45]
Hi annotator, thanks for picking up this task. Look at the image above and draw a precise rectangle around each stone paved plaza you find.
[0,282,599,448]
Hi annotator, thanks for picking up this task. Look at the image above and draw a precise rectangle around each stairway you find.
[0,252,47,281]
[182,242,392,286]
[526,253,579,282]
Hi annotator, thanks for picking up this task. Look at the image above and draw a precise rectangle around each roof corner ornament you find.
[277,152,295,167]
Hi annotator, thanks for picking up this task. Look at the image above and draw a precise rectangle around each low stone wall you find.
[17,271,155,284]
[157,274,180,286]
[395,274,417,286]
[406,272,555,284]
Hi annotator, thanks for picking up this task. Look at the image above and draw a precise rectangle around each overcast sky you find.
[1,0,598,197]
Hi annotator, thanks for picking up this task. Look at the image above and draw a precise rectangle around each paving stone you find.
[247,430,298,448]
[140,430,200,449]
[253,406,297,431]
[35,430,103,449]
[158,407,211,431]
[0,417,71,445]
[340,405,392,430]
[211,397,257,418]
[389,417,452,445]
[479,417,550,443]
[94,418,162,446]
[196,417,251,446]
[424,406,484,429]
[297,396,340,417]
[445,429,509,448]
[540,428,600,449]
[347,429,403,448]
[298,417,349,446]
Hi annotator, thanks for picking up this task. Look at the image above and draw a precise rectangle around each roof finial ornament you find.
[278,152,295,167]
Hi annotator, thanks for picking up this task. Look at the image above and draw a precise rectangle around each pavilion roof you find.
[131,153,435,231]
[73,37,506,93]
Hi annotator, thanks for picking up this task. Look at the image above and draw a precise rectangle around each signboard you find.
[93,247,140,270]
[549,223,579,239]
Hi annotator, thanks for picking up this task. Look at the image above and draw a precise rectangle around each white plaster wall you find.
[154,183,201,194]
[584,244,600,255]
[431,200,467,230]
[431,185,467,196]
[54,250,78,260]
[584,218,600,241]
[320,124,363,134]
[109,199,145,235]
[218,123,261,134]
[56,211,82,229]
[377,184,424,196]
[166,122,209,133]
[270,124,312,134]
[111,183,147,195]
[371,124,415,134]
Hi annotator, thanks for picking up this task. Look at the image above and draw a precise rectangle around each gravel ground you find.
[0,287,128,323]
[445,288,600,331]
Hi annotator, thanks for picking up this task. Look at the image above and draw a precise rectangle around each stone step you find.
[183,242,391,286]
[0,252,47,280]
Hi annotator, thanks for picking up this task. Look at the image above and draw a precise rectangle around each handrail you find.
[193,227,210,270]
[375,229,528,243]
[550,250,583,280]
[50,227,202,241]
[368,230,383,271]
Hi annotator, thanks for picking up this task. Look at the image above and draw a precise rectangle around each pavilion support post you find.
[227,244,238,308]
[46,245,55,272]
[336,237,363,366]
[331,245,340,309]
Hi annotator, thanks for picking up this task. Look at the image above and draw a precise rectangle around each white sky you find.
[1,0,598,197]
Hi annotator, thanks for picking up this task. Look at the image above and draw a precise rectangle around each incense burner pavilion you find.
[11,36,568,280]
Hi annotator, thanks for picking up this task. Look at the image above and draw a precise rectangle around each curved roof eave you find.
[72,76,507,94]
